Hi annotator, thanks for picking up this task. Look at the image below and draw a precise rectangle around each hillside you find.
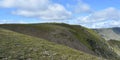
[108,40,120,56]
[94,27,120,56]
[0,23,119,60]
[94,27,120,40]
[0,28,100,60]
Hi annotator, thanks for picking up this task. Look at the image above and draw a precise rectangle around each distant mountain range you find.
[0,23,120,60]
[94,27,120,41]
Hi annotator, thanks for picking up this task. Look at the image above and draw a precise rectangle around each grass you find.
[0,28,101,60]
[0,23,119,60]
[108,40,120,56]
[45,23,119,59]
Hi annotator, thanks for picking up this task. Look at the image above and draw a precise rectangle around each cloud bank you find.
[77,7,120,28]
[0,0,71,20]
[0,0,120,28]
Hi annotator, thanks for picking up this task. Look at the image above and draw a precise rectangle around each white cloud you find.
[74,0,92,13]
[76,7,120,28]
[88,20,120,28]
[0,0,50,9]
[0,19,23,24]
[0,19,7,24]
[0,0,71,20]
[66,0,92,14]
[78,7,120,23]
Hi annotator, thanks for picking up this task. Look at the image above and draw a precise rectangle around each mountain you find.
[108,40,120,56]
[0,28,100,60]
[94,27,120,41]
[94,27,120,59]
[0,23,120,60]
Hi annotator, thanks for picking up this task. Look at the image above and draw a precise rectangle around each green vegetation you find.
[108,40,120,56]
[0,28,100,60]
[0,23,120,60]
[49,23,119,59]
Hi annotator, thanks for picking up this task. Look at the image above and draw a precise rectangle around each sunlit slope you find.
[0,23,119,60]
[0,28,101,60]
[108,40,120,56]
[94,27,120,40]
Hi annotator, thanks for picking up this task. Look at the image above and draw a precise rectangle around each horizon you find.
[0,0,120,28]
[0,22,120,29]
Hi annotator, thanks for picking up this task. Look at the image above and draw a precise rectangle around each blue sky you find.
[0,0,120,28]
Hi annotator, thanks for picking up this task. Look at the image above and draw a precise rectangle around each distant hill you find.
[0,23,119,60]
[94,27,120,40]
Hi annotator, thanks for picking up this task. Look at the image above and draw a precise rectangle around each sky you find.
[0,0,120,28]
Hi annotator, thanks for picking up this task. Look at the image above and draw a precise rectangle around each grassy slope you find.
[0,24,95,55]
[0,28,100,60]
[50,23,119,59]
[0,23,119,60]
[108,40,120,56]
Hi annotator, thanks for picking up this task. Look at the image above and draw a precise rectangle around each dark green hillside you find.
[0,28,100,60]
[0,23,119,60]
